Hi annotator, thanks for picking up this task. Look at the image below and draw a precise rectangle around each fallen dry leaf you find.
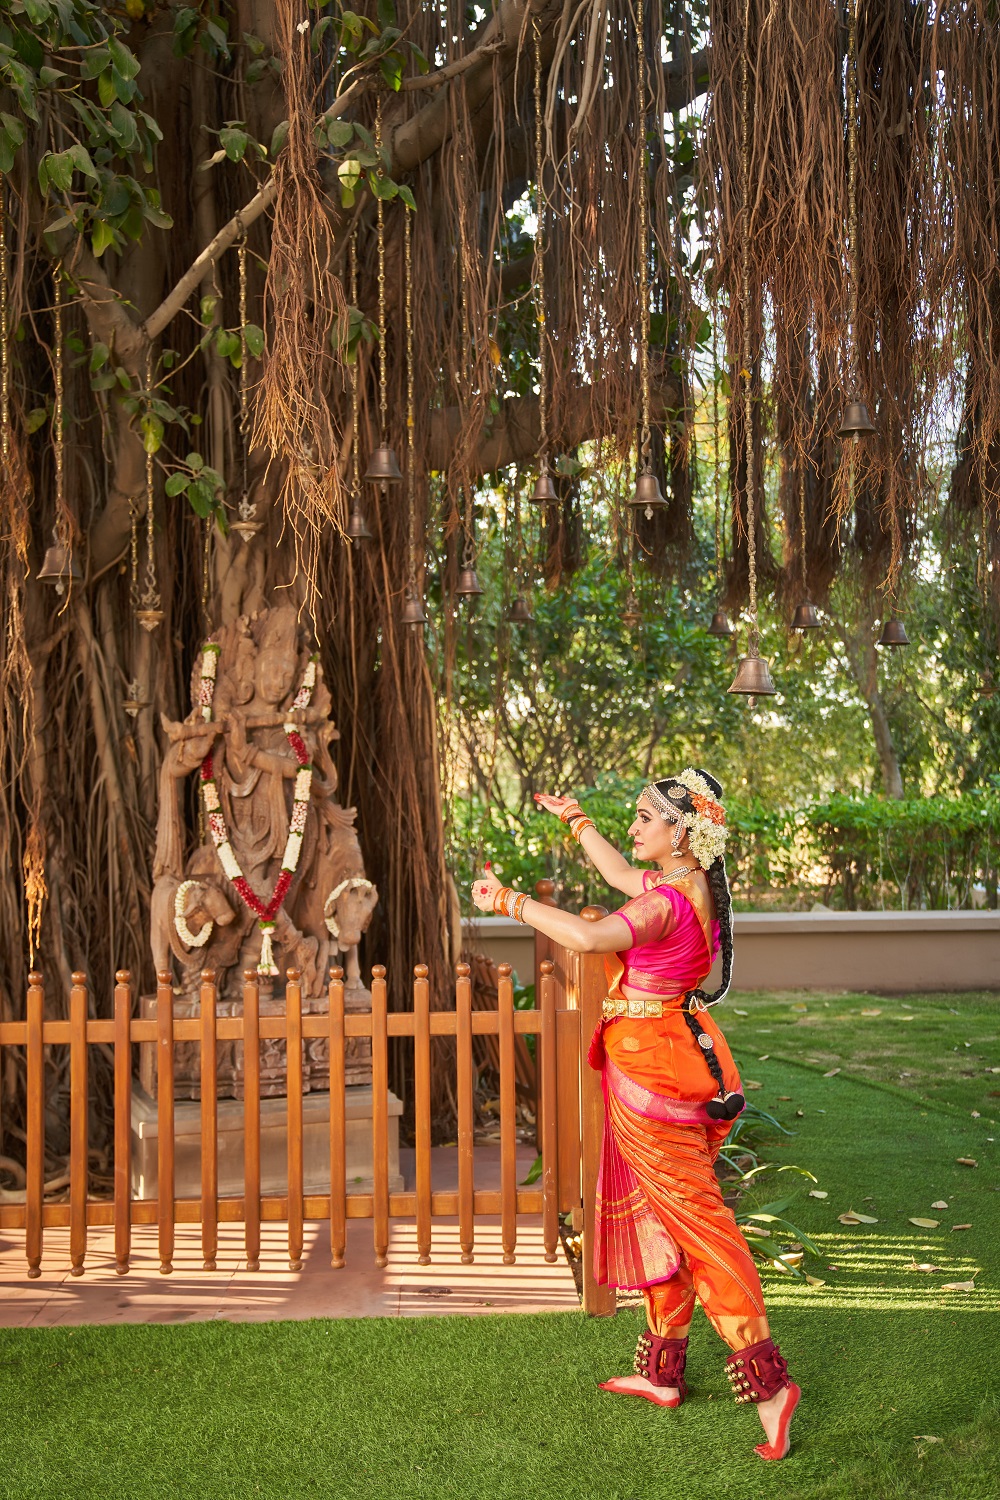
[951,1223,972,1231]
[733,1008,749,1016]
[909,1262,942,1273]
[942,1280,975,1291]
[838,1210,878,1224]
[931,1200,949,1209]
[809,1189,828,1199]
[823,1067,842,1077]
[777,1095,792,1101]
[860,1008,882,1016]
[791,1004,808,1012]
[909,1217,940,1228]
[796,1109,805,1117]
[804,1275,826,1287]
[956,1157,978,1167]
[913,1435,943,1443]
[757,1054,770,1061]
[744,1080,763,1090]
[898,1015,915,1021]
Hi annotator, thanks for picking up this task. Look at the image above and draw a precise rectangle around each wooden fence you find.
[0,909,615,1313]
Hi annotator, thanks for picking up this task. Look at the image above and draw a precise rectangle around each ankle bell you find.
[725,1338,792,1405]
[634,1331,689,1392]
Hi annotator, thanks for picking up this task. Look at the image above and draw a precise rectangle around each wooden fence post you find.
[113,970,132,1276]
[286,968,304,1272]
[328,965,347,1269]
[539,959,559,1264]
[498,961,517,1265]
[69,972,89,1277]
[413,963,432,1265]
[156,969,175,1275]
[200,969,218,1272]
[579,907,616,1317]
[371,964,390,1269]
[455,962,475,1265]
[25,972,44,1279]
[243,970,261,1272]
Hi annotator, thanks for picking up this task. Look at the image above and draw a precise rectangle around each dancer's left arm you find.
[533,793,645,898]
[470,868,632,953]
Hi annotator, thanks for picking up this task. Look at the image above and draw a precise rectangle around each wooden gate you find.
[0,922,614,1313]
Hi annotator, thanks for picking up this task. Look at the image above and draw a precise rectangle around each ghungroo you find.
[634,1331,688,1396]
[725,1338,792,1404]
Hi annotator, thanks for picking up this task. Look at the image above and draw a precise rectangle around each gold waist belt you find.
[603,996,669,1020]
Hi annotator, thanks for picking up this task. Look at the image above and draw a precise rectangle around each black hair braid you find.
[686,857,734,1009]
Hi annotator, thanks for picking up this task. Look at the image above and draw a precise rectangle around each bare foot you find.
[754,1382,801,1460]
[599,1374,683,1408]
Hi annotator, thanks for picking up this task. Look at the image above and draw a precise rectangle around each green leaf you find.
[379,49,404,92]
[97,68,116,109]
[25,406,48,434]
[186,477,215,518]
[369,171,398,201]
[89,342,110,373]
[376,0,396,27]
[22,0,53,23]
[164,472,189,497]
[67,143,98,182]
[141,413,164,454]
[270,119,289,157]
[398,184,417,212]
[220,126,249,162]
[199,295,218,326]
[185,452,204,471]
[41,150,74,193]
[243,323,265,359]
[338,157,361,191]
[108,37,141,82]
[91,219,117,258]
[326,118,354,149]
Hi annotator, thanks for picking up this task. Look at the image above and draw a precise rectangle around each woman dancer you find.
[470,770,800,1461]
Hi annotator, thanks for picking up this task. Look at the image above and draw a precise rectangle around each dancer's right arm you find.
[471,868,633,953]
[534,793,645,898]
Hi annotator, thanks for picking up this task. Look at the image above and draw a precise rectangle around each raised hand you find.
[470,865,503,913]
[533,793,582,820]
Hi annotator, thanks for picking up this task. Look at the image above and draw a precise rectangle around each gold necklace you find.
[657,864,695,884]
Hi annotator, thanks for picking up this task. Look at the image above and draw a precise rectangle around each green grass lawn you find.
[1,991,998,1500]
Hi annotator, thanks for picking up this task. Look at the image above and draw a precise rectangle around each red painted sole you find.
[598,1377,684,1409]
[754,1382,801,1461]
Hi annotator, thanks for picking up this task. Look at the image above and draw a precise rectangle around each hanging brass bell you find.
[508,594,534,624]
[876,618,909,647]
[37,539,81,593]
[837,401,876,439]
[530,469,558,504]
[791,601,822,631]
[400,591,428,626]
[707,609,736,638]
[627,470,667,518]
[620,590,642,629]
[346,498,373,541]
[728,653,777,702]
[455,565,483,597]
[363,444,403,485]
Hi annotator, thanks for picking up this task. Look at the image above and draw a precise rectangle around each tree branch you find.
[143,76,368,341]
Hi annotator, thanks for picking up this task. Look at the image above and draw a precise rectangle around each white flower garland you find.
[640,768,728,871]
[197,645,318,976]
[323,877,375,944]
[173,880,213,948]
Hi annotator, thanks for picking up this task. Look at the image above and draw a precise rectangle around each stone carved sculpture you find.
[148,604,379,1099]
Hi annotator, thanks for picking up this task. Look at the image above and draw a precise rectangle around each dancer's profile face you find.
[627,794,687,864]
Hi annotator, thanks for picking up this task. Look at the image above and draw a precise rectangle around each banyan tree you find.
[1,0,999,1145]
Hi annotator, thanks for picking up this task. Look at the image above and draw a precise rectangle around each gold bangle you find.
[571,817,595,842]
[512,891,529,923]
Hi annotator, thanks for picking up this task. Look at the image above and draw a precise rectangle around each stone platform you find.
[130,1083,403,1199]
